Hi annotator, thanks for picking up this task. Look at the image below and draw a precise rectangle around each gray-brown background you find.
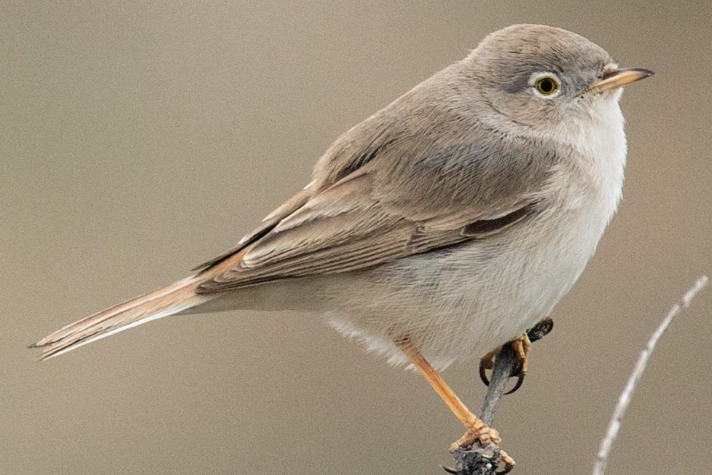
[2,2,711,474]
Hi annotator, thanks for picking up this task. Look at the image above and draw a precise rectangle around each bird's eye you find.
[534,76,559,96]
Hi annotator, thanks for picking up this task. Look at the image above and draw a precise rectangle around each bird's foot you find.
[445,446,515,475]
[449,420,515,473]
[479,317,554,394]
[478,336,529,395]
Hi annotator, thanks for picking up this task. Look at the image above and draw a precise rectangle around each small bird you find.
[33,24,652,469]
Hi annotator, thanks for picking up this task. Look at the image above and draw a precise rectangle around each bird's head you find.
[465,24,653,132]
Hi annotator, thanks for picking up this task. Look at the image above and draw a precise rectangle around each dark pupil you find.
[539,78,555,94]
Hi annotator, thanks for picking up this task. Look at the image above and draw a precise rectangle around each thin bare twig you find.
[447,344,518,475]
[480,344,517,426]
[447,318,554,475]
[592,275,709,475]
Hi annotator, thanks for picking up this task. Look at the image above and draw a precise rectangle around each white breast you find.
[556,92,628,221]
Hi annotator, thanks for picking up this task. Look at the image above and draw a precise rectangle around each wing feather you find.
[195,68,559,292]
[196,169,536,293]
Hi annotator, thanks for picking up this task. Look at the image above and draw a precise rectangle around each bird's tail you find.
[31,276,211,361]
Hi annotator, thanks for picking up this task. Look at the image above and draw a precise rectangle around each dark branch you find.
[479,342,517,427]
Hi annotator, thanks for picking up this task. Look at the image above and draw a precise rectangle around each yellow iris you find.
[535,76,559,95]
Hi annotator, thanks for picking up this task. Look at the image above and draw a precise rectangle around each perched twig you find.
[592,275,709,475]
[479,343,518,426]
[447,318,554,475]
[447,343,517,475]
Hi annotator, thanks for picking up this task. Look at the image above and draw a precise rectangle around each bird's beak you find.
[587,67,654,94]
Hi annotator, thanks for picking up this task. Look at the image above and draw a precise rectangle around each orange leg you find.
[393,336,515,470]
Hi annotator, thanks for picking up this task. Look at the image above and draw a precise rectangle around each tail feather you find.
[31,276,209,360]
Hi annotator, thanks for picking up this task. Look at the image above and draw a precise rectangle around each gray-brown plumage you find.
[33,25,652,376]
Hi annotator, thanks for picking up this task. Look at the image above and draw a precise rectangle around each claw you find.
[497,463,514,475]
[497,449,516,474]
[478,317,554,394]
[503,372,525,395]
[479,343,525,393]
[479,361,492,387]
[482,355,526,395]
[478,347,499,387]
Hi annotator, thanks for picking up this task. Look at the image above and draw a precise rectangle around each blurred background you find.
[2,2,711,474]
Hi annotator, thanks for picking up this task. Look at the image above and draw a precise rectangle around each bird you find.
[32,24,653,470]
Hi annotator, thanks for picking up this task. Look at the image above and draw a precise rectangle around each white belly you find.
[317,197,610,370]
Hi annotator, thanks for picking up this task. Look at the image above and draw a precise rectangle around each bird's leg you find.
[393,336,515,470]
[479,317,554,394]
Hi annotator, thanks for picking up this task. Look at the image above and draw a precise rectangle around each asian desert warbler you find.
[33,24,653,468]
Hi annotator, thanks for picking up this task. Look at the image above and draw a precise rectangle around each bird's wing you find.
[196,71,560,293]
[196,174,528,292]
[196,139,555,293]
